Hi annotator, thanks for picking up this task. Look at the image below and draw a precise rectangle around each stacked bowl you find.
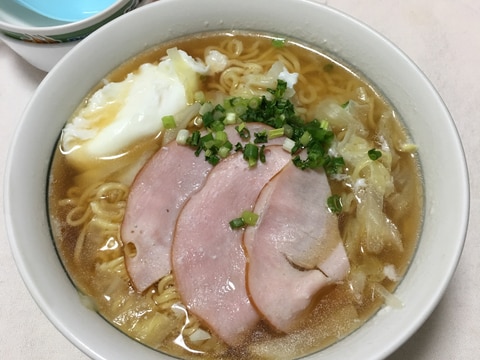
[0,0,140,71]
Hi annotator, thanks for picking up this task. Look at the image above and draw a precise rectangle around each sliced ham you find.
[172,146,291,346]
[121,142,211,292]
[121,122,281,292]
[244,162,350,333]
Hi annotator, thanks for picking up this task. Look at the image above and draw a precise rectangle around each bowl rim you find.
[4,0,470,359]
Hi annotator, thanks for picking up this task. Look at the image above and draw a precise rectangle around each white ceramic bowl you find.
[0,0,138,71]
[0,0,138,42]
[0,32,79,72]
[4,0,469,359]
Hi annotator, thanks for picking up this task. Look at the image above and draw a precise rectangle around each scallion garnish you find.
[187,130,201,147]
[187,129,234,164]
[327,194,343,213]
[299,131,312,146]
[214,130,228,144]
[241,210,259,226]
[176,129,190,145]
[229,217,245,229]
[229,210,259,229]
[162,115,176,129]
[320,119,329,130]
[243,143,259,167]
[283,138,296,153]
[272,38,286,48]
[234,142,243,152]
[218,145,231,158]
[200,132,215,148]
[324,156,345,175]
[183,80,345,172]
[267,127,284,139]
[254,130,268,144]
[368,148,382,160]
[224,112,237,124]
[235,122,250,139]
[259,145,266,163]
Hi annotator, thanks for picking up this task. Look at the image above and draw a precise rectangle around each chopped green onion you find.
[234,142,243,152]
[218,145,231,158]
[225,112,237,124]
[207,155,220,165]
[233,104,248,116]
[254,130,268,144]
[162,115,176,129]
[299,131,312,146]
[327,194,343,213]
[187,130,201,147]
[229,217,245,229]
[235,123,250,139]
[283,138,296,153]
[259,145,266,163]
[214,130,228,144]
[226,98,249,117]
[368,148,382,160]
[202,140,214,150]
[200,132,215,147]
[268,127,285,139]
[201,110,214,127]
[272,38,286,48]
[201,104,226,129]
[210,120,225,132]
[224,141,234,150]
[229,210,259,229]
[184,82,343,172]
[324,156,345,175]
[241,210,259,226]
[283,124,293,138]
[267,80,288,99]
[248,97,261,109]
[204,148,213,157]
[243,143,259,167]
[320,119,329,130]
[176,129,190,145]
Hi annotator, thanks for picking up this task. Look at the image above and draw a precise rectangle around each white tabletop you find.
[1,0,478,358]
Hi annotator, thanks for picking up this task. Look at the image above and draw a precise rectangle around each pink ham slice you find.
[121,142,211,292]
[121,123,281,292]
[172,146,291,346]
[244,162,350,333]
